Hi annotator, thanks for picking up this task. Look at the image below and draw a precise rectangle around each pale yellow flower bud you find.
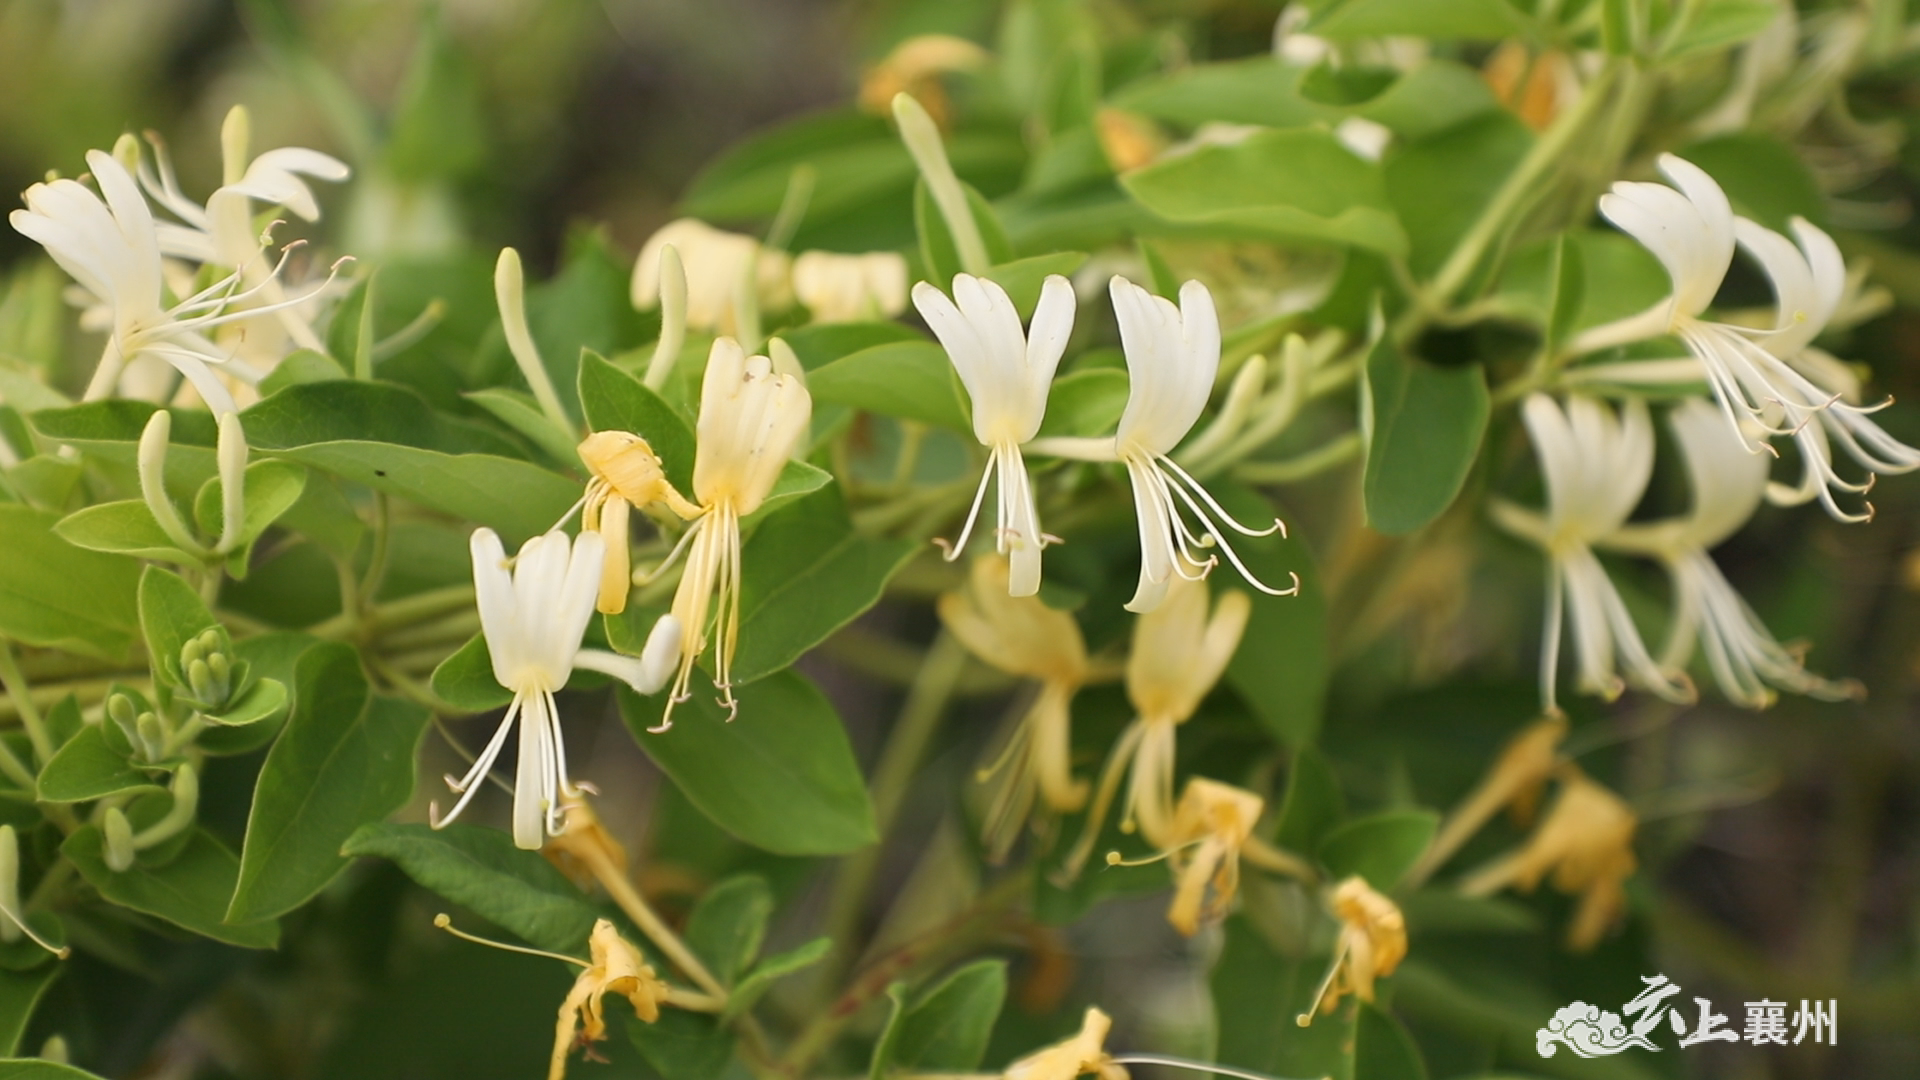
[1003,1007,1129,1080]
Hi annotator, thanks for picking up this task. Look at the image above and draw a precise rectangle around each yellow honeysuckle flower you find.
[1109,777,1315,937]
[1003,1007,1129,1080]
[858,33,991,129]
[1299,876,1408,1024]
[1061,576,1249,879]
[551,919,672,1080]
[791,250,910,323]
[1460,766,1638,950]
[649,337,811,729]
[939,555,1092,860]
[632,218,791,335]
[577,430,703,615]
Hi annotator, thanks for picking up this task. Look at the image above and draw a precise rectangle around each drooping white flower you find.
[632,219,791,335]
[440,528,681,849]
[912,273,1074,597]
[1490,395,1694,711]
[650,338,812,728]
[1110,277,1293,613]
[1572,154,1918,521]
[791,250,909,323]
[1604,399,1860,707]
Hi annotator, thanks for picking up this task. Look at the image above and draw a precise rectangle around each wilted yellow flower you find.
[1460,767,1637,950]
[1299,876,1407,1024]
[1411,714,1567,884]
[1062,576,1249,879]
[1151,778,1264,936]
[792,250,910,322]
[940,556,1091,860]
[650,338,812,728]
[1483,42,1578,132]
[577,430,702,614]
[859,34,991,129]
[551,920,672,1080]
[1004,1007,1129,1080]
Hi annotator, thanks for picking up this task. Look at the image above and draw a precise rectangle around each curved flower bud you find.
[913,273,1074,596]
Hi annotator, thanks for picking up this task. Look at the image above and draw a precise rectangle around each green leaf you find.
[732,486,919,684]
[203,677,288,728]
[524,232,650,422]
[61,826,279,948]
[777,323,922,370]
[1354,1001,1428,1080]
[3,455,82,512]
[36,726,158,804]
[1035,368,1128,439]
[684,874,773,986]
[0,967,60,1057]
[383,14,487,181]
[723,936,830,1020]
[1543,234,1585,357]
[431,635,514,713]
[1211,484,1328,747]
[983,253,1089,319]
[0,1062,108,1080]
[0,505,141,658]
[188,461,311,549]
[49,499,196,566]
[229,643,429,923]
[1274,748,1346,855]
[257,348,350,395]
[1384,112,1533,279]
[1212,915,1354,1078]
[342,823,600,954]
[809,340,970,432]
[887,960,1006,1072]
[1115,58,1495,141]
[239,382,576,541]
[137,567,218,689]
[1661,0,1779,59]
[630,1010,737,1080]
[1318,810,1439,891]
[1123,129,1406,255]
[752,460,835,522]
[619,671,876,856]
[1680,132,1826,231]
[465,389,580,465]
[1305,0,1525,39]
[1361,335,1488,536]
[578,351,697,491]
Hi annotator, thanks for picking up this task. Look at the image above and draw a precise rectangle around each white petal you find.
[470,529,521,687]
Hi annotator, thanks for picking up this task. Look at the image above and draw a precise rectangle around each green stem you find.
[1398,60,1623,340]
[815,631,969,996]
[0,643,53,766]
[1232,432,1363,485]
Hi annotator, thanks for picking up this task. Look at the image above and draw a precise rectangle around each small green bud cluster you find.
[176,628,248,714]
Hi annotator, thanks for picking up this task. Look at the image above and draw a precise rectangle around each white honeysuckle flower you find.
[1490,394,1694,711]
[912,272,1074,597]
[791,250,909,323]
[1333,117,1391,162]
[134,109,350,364]
[1604,399,1860,708]
[1572,154,1918,521]
[9,150,327,415]
[1109,277,1292,613]
[651,338,812,729]
[632,218,791,335]
[440,528,681,850]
